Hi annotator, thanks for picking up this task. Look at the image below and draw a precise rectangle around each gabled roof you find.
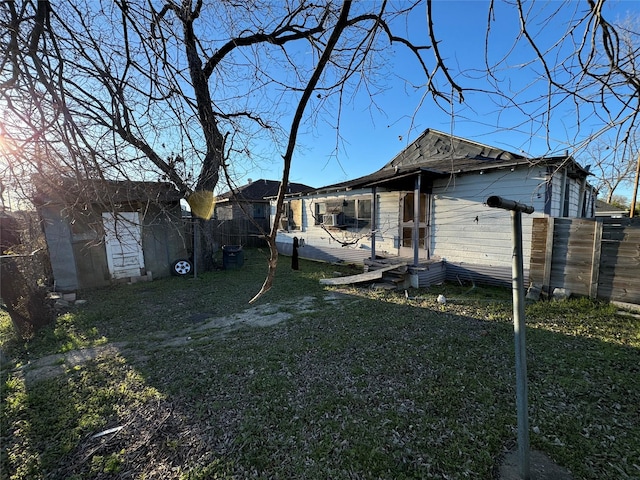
[382,128,523,170]
[307,129,591,194]
[217,179,313,202]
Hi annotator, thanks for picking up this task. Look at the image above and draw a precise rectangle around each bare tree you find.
[0,211,54,337]
[581,137,638,203]
[1,1,431,267]
[428,2,640,167]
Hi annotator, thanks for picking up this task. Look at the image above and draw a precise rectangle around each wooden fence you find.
[529,216,640,304]
[211,218,269,248]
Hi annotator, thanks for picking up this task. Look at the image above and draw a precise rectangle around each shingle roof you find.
[216,179,313,202]
[307,129,591,194]
[382,128,523,169]
[595,199,629,216]
[34,177,183,206]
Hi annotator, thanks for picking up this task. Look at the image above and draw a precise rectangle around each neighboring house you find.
[35,178,189,292]
[271,128,596,286]
[215,179,312,221]
[594,199,630,218]
[213,179,312,246]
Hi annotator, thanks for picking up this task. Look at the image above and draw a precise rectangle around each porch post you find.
[371,187,377,261]
[413,174,421,266]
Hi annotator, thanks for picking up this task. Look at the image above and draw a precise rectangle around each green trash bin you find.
[222,245,244,269]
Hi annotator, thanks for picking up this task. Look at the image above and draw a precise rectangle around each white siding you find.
[271,164,591,277]
[374,191,401,255]
[546,169,593,218]
[567,181,581,216]
[431,168,549,271]
[547,173,563,216]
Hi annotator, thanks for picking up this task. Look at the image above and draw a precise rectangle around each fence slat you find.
[590,220,603,299]
[542,217,554,295]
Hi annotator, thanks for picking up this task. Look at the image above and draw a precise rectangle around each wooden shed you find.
[34,178,189,292]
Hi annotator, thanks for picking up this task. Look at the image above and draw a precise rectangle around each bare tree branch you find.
[251,0,354,303]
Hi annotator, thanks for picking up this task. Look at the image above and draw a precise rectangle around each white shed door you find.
[102,212,145,279]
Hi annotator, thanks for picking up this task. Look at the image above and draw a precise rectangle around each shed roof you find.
[33,177,183,207]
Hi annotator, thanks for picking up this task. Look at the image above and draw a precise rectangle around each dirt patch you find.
[17,294,337,382]
[154,294,321,348]
[499,448,573,479]
[16,344,124,384]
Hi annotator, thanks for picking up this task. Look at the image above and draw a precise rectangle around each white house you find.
[271,129,596,286]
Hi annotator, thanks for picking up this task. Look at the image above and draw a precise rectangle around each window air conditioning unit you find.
[323,213,340,226]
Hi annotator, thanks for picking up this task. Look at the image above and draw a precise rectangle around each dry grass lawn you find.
[1,250,639,479]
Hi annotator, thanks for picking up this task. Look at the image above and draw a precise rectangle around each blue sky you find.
[245,0,639,201]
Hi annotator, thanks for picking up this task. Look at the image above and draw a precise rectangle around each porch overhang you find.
[361,167,445,191]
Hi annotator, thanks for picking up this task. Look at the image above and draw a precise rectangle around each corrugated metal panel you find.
[445,262,529,288]
[410,262,447,287]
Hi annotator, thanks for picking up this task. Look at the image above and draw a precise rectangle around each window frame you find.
[314,197,371,231]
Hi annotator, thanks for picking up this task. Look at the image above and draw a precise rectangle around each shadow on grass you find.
[1,252,639,479]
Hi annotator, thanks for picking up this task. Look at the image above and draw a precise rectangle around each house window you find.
[562,177,571,217]
[314,201,342,226]
[314,198,371,230]
[279,203,290,230]
[343,199,371,230]
[253,203,266,219]
[403,193,427,221]
[314,202,327,225]
[278,200,302,231]
[217,204,233,221]
[358,199,371,225]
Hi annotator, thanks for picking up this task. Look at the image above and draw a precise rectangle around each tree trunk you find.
[192,218,218,272]
[181,5,226,272]
[0,215,54,338]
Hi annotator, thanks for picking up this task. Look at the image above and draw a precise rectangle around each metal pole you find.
[486,196,533,480]
[512,209,530,480]
[630,152,639,218]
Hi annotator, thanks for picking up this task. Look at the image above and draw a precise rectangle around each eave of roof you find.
[33,178,183,206]
[265,129,593,198]
[306,158,542,195]
[301,155,591,197]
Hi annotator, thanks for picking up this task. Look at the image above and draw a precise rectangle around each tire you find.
[171,259,192,276]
